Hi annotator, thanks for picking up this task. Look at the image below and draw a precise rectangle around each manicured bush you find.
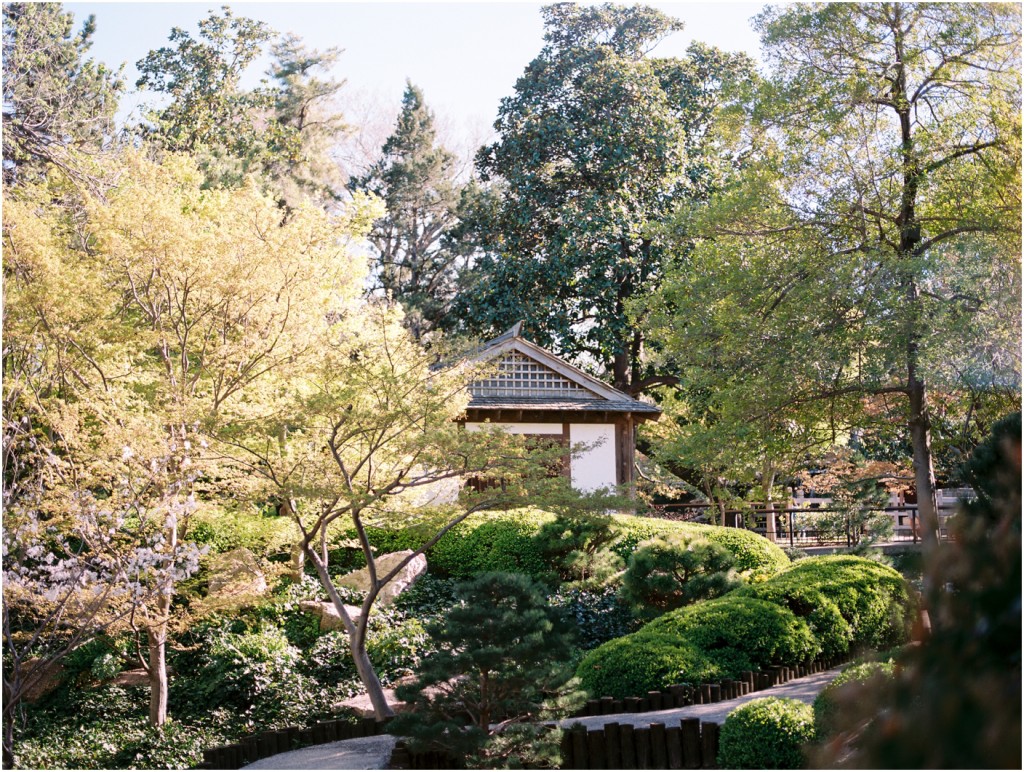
[621,534,739,617]
[718,697,815,769]
[575,633,724,699]
[812,660,895,740]
[735,582,853,660]
[612,515,791,580]
[364,509,790,584]
[645,595,820,670]
[757,556,912,652]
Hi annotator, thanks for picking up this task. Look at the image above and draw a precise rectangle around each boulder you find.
[207,547,267,598]
[299,600,362,633]
[335,550,427,605]
[20,658,64,702]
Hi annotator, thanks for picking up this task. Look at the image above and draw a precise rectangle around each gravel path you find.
[241,668,842,769]
[558,667,843,729]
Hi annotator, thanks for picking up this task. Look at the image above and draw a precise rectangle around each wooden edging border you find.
[198,658,846,769]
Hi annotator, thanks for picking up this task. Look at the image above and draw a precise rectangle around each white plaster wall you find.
[569,424,617,493]
[464,422,563,434]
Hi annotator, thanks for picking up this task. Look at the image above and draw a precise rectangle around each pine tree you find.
[350,82,471,338]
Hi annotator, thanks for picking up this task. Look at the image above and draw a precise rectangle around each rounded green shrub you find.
[813,660,895,740]
[735,582,853,660]
[646,595,820,670]
[612,515,790,580]
[364,509,790,584]
[718,697,815,769]
[761,556,913,652]
[575,633,722,699]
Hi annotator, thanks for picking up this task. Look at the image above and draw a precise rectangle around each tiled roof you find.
[467,396,661,414]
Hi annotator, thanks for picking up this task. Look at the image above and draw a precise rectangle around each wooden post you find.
[666,726,684,770]
[560,730,573,769]
[635,726,652,770]
[647,690,663,711]
[680,718,701,769]
[587,729,608,770]
[605,723,622,769]
[601,696,616,715]
[700,722,719,769]
[572,727,589,769]
[651,723,668,769]
[620,724,637,770]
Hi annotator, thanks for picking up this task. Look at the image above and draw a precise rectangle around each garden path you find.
[557,666,843,729]
[240,667,841,769]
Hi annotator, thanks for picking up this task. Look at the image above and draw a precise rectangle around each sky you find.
[65,1,768,147]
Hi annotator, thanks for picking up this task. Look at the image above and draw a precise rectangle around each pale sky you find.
[66,1,767,150]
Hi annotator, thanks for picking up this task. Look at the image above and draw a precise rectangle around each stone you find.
[207,547,268,598]
[299,600,363,633]
[21,658,64,702]
[335,550,427,605]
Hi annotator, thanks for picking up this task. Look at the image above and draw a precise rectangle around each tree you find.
[135,7,287,186]
[215,306,600,720]
[391,572,582,768]
[649,3,1021,546]
[621,534,739,618]
[265,33,348,208]
[1,2,123,185]
[2,147,379,728]
[350,82,473,338]
[454,3,753,391]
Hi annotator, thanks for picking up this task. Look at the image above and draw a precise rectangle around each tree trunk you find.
[350,635,395,719]
[909,377,940,549]
[147,620,168,727]
[762,465,778,542]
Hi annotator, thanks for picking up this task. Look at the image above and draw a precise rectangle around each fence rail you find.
[653,503,958,547]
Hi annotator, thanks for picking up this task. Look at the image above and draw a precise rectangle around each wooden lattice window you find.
[472,353,599,399]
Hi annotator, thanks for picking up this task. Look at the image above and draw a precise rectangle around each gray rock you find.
[207,547,267,598]
[335,551,427,605]
[299,600,362,633]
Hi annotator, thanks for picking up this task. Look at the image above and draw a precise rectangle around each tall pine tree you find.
[350,82,472,338]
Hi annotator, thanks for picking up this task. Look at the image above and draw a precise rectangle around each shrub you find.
[364,509,790,584]
[532,512,624,585]
[718,697,815,769]
[549,585,642,650]
[756,556,912,652]
[575,634,726,699]
[621,534,739,617]
[646,596,820,670]
[612,515,790,580]
[813,660,895,740]
[735,583,853,661]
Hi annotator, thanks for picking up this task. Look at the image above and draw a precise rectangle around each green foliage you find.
[392,573,582,765]
[188,506,298,557]
[575,634,725,699]
[90,652,124,681]
[533,512,624,585]
[749,556,912,653]
[718,697,815,770]
[735,581,852,661]
[621,534,739,617]
[647,596,819,669]
[812,660,895,740]
[548,585,641,651]
[2,2,124,184]
[349,81,473,338]
[612,515,791,580]
[454,2,755,389]
[810,415,1022,768]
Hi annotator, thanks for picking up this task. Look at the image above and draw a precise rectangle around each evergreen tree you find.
[1,2,123,184]
[392,572,582,767]
[266,34,348,209]
[453,3,753,391]
[350,82,472,338]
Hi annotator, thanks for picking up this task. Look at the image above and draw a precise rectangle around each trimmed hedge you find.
[718,697,815,769]
[812,660,895,740]
[740,556,913,653]
[645,596,820,671]
[361,508,790,582]
[575,634,725,700]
